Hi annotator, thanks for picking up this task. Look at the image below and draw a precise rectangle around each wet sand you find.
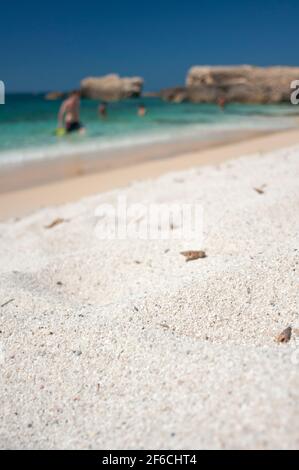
[0,127,299,221]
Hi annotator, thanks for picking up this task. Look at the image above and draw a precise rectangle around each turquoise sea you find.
[0,94,298,166]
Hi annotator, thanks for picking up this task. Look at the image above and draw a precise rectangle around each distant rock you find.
[160,87,187,103]
[45,91,66,101]
[80,74,143,101]
[186,65,299,103]
[142,91,160,98]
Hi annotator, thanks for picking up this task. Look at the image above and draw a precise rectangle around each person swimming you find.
[137,103,147,117]
[57,90,85,134]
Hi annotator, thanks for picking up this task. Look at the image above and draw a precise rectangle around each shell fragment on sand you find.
[276,327,292,343]
[45,218,66,229]
[254,187,265,194]
[180,250,207,262]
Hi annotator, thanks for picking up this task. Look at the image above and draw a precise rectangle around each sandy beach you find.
[3,0,299,455]
[0,129,298,449]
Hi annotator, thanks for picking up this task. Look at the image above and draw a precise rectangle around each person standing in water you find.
[98,102,108,118]
[217,96,226,110]
[58,90,85,134]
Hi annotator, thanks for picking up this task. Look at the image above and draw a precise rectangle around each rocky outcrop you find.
[45,91,66,100]
[186,65,299,103]
[159,87,187,103]
[143,91,160,98]
[80,74,143,101]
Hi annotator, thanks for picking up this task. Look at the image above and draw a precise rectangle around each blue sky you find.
[2,0,299,92]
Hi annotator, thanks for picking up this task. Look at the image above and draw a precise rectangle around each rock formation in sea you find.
[44,91,66,100]
[159,87,187,103]
[80,74,144,101]
[142,91,160,98]
[186,65,299,103]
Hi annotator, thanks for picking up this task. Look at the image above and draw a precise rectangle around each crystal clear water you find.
[0,94,298,166]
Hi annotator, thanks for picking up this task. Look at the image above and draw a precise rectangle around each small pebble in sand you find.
[72,350,82,356]
[276,326,292,343]
[180,250,206,262]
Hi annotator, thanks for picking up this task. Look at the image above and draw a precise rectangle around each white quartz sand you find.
[0,145,298,449]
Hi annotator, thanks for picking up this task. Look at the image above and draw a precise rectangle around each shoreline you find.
[0,127,299,221]
[0,128,273,193]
